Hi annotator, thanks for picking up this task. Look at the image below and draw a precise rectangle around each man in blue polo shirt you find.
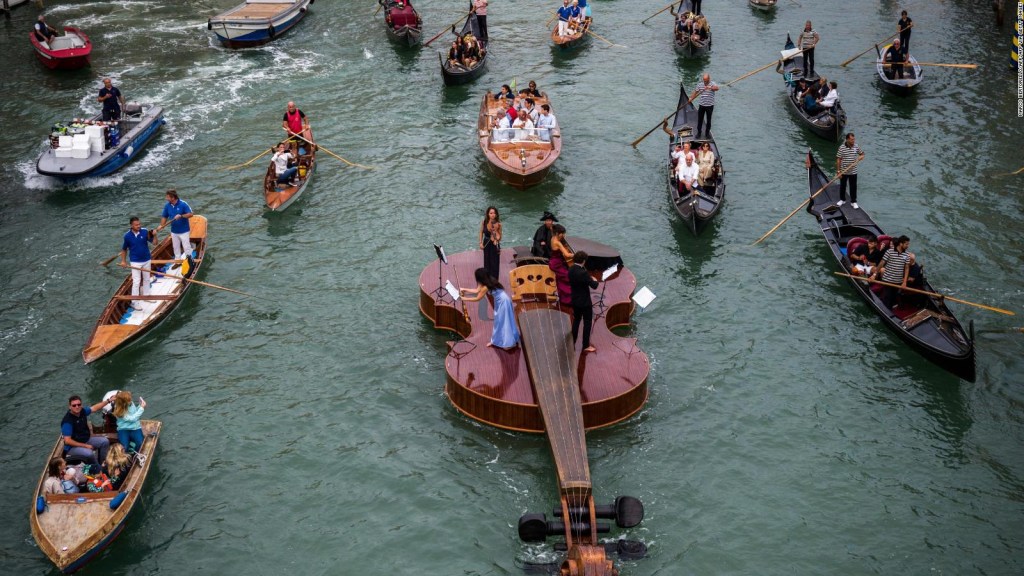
[62,394,113,471]
[159,189,193,261]
[556,0,573,37]
[119,216,157,309]
[98,78,125,122]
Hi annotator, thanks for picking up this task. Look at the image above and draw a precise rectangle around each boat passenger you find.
[671,141,694,164]
[447,40,465,69]
[62,468,82,494]
[523,98,539,123]
[536,104,557,142]
[281,101,312,145]
[112,390,146,455]
[34,15,58,44]
[696,142,715,185]
[674,14,687,43]
[462,33,481,66]
[876,235,911,308]
[531,211,557,258]
[460,268,520,349]
[818,81,839,109]
[98,78,125,122]
[271,143,299,186]
[557,0,573,37]
[103,444,132,491]
[62,394,113,471]
[512,109,535,140]
[676,153,701,196]
[850,235,880,276]
[44,458,74,495]
[492,112,512,142]
[159,190,193,261]
[802,86,821,115]
[692,16,708,43]
[496,84,514,101]
[577,0,590,20]
[885,39,907,79]
[506,98,519,123]
[119,217,158,310]
[525,80,542,98]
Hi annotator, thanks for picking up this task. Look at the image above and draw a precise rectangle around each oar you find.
[585,28,623,48]
[374,1,383,16]
[833,272,1015,316]
[424,10,472,47]
[100,224,163,266]
[752,155,863,245]
[641,0,680,24]
[724,52,800,87]
[221,147,272,170]
[631,91,701,148]
[286,130,375,170]
[122,264,252,298]
[882,62,978,69]
[544,10,559,27]
[840,25,911,67]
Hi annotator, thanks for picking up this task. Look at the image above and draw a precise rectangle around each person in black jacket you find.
[569,251,599,353]
[531,211,557,258]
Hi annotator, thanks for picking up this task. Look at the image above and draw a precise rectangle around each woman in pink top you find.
[473,0,488,41]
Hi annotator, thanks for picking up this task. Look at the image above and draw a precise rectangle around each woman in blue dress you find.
[460,268,520,349]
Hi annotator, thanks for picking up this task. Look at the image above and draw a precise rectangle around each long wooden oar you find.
[631,91,700,148]
[286,130,375,170]
[834,272,1015,316]
[585,27,623,48]
[752,156,863,245]
[424,10,472,47]
[724,52,801,87]
[221,147,272,170]
[374,1,383,17]
[840,25,911,67]
[123,264,252,298]
[641,0,680,24]
[544,10,559,27]
[882,62,978,69]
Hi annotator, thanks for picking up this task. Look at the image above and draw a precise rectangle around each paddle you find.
[840,25,912,67]
[545,10,559,27]
[424,9,472,47]
[100,224,163,266]
[631,91,701,148]
[723,52,801,87]
[881,62,978,69]
[221,147,273,170]
[121,264,253,298]
[833,272,1015,316]
[752,155,863,246]
[285,130,375,170]
[641,1,680,24]
[585,28,623,48]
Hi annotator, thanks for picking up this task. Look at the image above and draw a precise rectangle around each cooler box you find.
[71,134,91,159]
[55,135,74,158]
[85,125,105,152]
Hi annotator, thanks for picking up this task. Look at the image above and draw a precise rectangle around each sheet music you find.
[445,280,460,301]
[632,286,656,309]
[601,264,619,282]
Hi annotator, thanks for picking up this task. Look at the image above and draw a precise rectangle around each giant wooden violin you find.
[419,238,649,575]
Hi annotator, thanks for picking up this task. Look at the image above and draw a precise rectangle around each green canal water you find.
[1,0,1022,574]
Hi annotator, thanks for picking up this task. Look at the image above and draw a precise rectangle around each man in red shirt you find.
[281,101,313,145]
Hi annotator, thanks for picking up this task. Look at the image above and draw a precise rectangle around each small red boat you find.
[30,26,92,70]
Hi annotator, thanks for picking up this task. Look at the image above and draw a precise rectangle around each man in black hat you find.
[531,211,557,258]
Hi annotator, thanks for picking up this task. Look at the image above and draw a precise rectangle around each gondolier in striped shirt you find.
[835,132,864,209]
[690,73,719,139]
[473,0,488,41]
[876,235,911,309]
[797,21,819,78]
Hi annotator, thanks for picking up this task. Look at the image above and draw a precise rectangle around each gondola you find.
[208,0,314,49]
[477,91,561,189]
[804,151,975,381]
[31,419,162,573]
[379,0,422,47]
[82,216,208,364]
[748,0,777,11]
[778,34,846,142]
[29,26,92,70]
[875,43,923,95]
[439,9,487,86]
[667,83,725,235]
[550,13,590,50]
[671,1,710,57]
[264,135,316,211]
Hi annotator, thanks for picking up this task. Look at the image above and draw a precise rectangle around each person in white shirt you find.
[671,141,694,163]
[818,81,839,108]
[271,143,297,185]
[675,153,701,195]
[536,105,557,141]
[511,109,535,140]
[492,113,512,142]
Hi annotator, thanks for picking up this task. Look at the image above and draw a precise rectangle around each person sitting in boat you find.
[462,33,481,67]
[492,112,512,142]
[103,443,132,491]
[801,85,822,115]
[447,40,465,69]
[875,235,912,308]
[98,78,125,122]
[557,0,573,37]
[814,76,829,99]
[62,394,113,472]
[281,101,312,145]
[506,97,520,123]
[818,81,840,109]
[696,142,715,185]
[536,104,557,142]
[675,153,702,196]
[44,458,82,495]
[271,143,299,186]
[674,14,688,43]
[671,141,694,166]
[525,80,542,98]
[692,16,709,43]
[885,39,907,79]
[523,98,539,123]
[850,235,881,276]
[496,84,514,102]
[512,109,535,140]
[34,15,59,44]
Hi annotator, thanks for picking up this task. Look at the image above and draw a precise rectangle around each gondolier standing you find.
[897,10,912,55]
[835,132,865,209]
[691,73,719,139]
[797,21,820,78]
[119,216,157,309]
[473,0,488,41]
[98,78,125,121]
[159,190,193,261]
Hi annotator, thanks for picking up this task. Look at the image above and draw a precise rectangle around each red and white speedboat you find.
[30,26,92,70]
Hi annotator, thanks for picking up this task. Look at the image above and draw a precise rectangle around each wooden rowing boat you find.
[671,1,711,57]
[667,83,726,235]
[82,216,208,364]
[550,15,591,50]
[477,91,561,189]
[804,151,975,381]
[875,43,923,95]
[264,136,316,211]
[380,0,422,47]
[748,0,777,11]
[440,9,488,86]
[31,419,162,573]
[778,34,847,142]
[208,0,313,49]
[30,26,92,70]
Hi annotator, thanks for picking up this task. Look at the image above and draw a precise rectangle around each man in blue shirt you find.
[557,0,573,37]
[159,190,194,261]
[119,216,157,309]
[98,78,125,121]
[61,394,113,470]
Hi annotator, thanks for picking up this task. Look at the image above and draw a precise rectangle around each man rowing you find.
[282,101,313,144]
[118,216,158,310]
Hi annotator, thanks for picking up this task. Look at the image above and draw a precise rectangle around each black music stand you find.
[430,244,452,305]
[593,264,619,320]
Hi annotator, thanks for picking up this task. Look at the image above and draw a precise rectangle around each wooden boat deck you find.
[224,1,296,19]
[477,92,561,188]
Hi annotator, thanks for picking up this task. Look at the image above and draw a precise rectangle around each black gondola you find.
[667,83,725,235]
[778,34,847,142]
[671,1,711,58]
[439,7,487,86]
[380,0,422,47]
[804,151,976,381]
